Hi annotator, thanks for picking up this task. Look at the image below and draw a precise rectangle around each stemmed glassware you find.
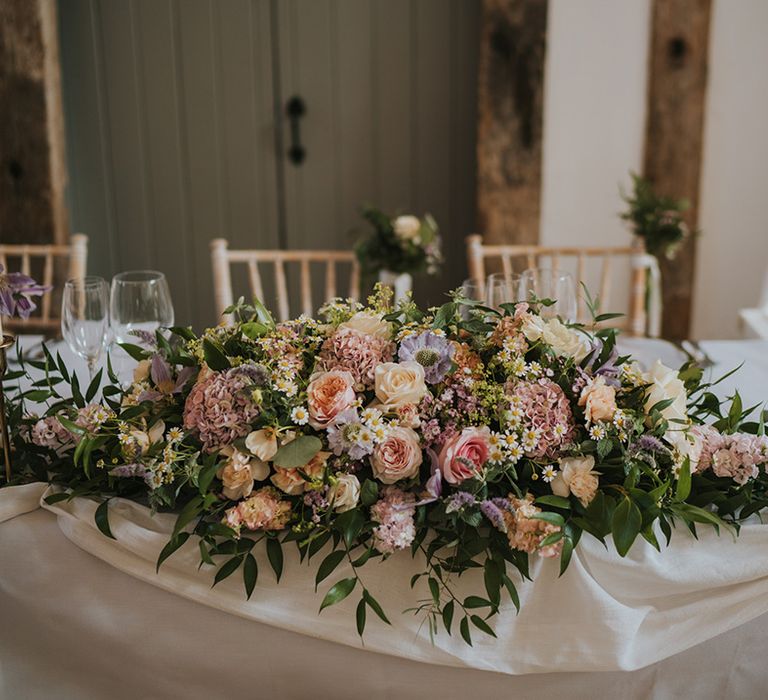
[486,272,520,310]
[519,268,578,322]
[61,276,110,380]
[110,271,174,345]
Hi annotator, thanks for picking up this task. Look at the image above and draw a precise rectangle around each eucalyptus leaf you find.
[273,435,322,468]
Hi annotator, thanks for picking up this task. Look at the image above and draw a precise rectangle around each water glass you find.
[486,272,520,310]
[61,276,110,379]
[519,268,578,321]
[110,271,174,345]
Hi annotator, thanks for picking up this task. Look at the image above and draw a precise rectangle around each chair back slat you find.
[501,254,513,280]
[210,239,360,325]
[465,235,652,337]
[0,234,89,335]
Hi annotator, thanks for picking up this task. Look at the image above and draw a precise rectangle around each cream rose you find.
[643,360,688,427]
[522,316,590,362]
[371,427,423,484]
[550,456,600,506]
[393,215,421,242]
[338,311,392,340]
[579,376,617,423]
[307,370,357,428]
[328,473,361,512]
[374,362,428,410]
[217,447,269,501]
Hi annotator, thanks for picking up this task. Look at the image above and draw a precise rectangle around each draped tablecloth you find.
[2,339,768,698]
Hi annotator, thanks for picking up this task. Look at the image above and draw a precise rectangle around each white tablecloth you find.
[2,338,768,698]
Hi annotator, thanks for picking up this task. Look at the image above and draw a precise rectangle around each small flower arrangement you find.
[6,288,768,645]
[0,265,50,333]
[620,172,694,259]
[355,207,442,277]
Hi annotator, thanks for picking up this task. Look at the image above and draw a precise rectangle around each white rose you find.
[551,455,600,507]
[374,361,428,410]
[393,215,422,242]
[522,316,590,362]
[338,311,392,340]
[328,473,361,512]
[643,360,688,425]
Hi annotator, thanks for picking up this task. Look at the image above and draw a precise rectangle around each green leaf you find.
[172,496,203,538]
[356,598,367,637]
[460,617,473,646]
[197,460,218,495]
[363,590,390,624]
[428,577,440,606]
[266,538,284,582]
[24,389,54,402]
[243,553,258,599]
[335,508,365,548]
[316,549,347,589]
[118,343,149,362]
[559,536,574,576]
[71,372,84,408]
[483,559,501,607]
[538,530,564,548]
[273,435,322,468]
[442,600,455,635]
[156,532,190,572]
[85,369,103,402]
[241,322,269,339]
[202,339,231,371]
[531,511,565,527]
[319,577,357,612]
[463,595,491,609]
[502,574,520,612]
[675,457,692,501]
[612,497,642,557]
[199,540,214,566]
[534,495,571,510]
[470,614,497,638]
[213,556,244,587]
[94,499,116,540]
[360,478,379,506]
[43,492,70,505]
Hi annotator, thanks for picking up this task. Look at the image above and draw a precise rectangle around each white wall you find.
[692,0,768,339]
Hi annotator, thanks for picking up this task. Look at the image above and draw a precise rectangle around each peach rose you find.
[217,447,269,501]
[438,427,491,484]
[371,427,423,484]
[307,370,357,428]
[551,456,599,506]
[579,376,617,423]
[374,362,428,411]
[270,451,329,495]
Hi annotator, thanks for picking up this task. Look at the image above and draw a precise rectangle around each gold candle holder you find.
[0,334,14,482]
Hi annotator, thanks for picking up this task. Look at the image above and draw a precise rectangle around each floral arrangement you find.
[7,288,768,645]
[620,172,694,259]
[355,207,442,277]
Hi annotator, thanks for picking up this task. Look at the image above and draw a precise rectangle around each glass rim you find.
[112,270,167,284]
[65,275,108,288]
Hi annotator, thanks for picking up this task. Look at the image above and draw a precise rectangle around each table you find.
[2,338,768,699]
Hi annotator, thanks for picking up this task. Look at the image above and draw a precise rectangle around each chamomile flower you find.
[489,447,505,464]
[553,423,568,439]
[508,444,523,462]
[589,424,607,441]
[167,427,184,443]
[541,464,558,483]
[291,406,309,425]
[511,357,527,377]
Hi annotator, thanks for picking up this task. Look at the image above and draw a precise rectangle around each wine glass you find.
[61,276,110,379]
[519,268,578,321]
[110,271,174,345]
[486,272,520,310]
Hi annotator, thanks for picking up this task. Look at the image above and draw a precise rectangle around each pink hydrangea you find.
[183,369,260,453]
[370,486,416,554]
[508,379,575,458]
[693,426,768,485]
[318,328,394,390]
[502,494,562,558]
[29,416,72,450]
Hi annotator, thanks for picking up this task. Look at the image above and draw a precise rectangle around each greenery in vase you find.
[621,172,694,259]
[355,207,442,277]
[4,288,768,646]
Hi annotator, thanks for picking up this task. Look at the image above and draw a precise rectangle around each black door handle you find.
[286,96,306,165]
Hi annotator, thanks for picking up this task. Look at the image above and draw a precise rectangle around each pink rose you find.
[578,376,617,424]
[438,427,491,484]
[371,427,423,484]
[306,371,356,428]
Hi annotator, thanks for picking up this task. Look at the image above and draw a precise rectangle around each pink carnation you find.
[183,369,260,453]
[318,328,394,390]
[370,486,416,554]
[223,486,292,533]
[508,379,575,459]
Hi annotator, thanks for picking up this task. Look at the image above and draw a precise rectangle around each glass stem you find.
[87,357,98,382]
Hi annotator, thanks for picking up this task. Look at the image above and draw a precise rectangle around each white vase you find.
[378,270,413,304]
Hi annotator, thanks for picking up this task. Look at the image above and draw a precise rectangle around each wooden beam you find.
[0,0,68,246]
[476,0,548,247]
[643,0,711,340]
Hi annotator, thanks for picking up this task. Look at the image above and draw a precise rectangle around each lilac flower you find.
[130,329,158,348]
[445,490,476,513]
[632,435,668,454]
[228,363,270,386]
[0,266,50,320]
[326,408,374,460]
[398,331,455,384]
[480,498,510,532]
[109,463,148,478]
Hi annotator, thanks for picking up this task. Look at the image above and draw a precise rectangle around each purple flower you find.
[632,435,667,453]
[583,339,621,387]
[109,463,148,478]
[130,330,158,348]
[326,408,373,460]
[445,490,476,513]
[398,331,455,384]
[480,499,509,531]
[0,266,50,320]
